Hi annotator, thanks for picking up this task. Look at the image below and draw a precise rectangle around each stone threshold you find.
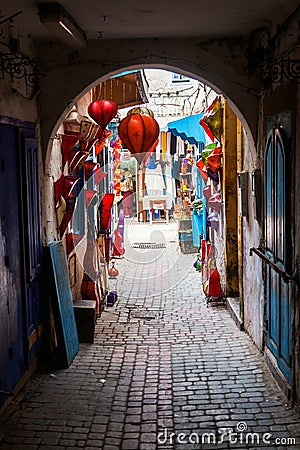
[264,347,292,402]
[226,297,243,330]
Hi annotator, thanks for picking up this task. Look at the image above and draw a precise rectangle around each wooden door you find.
[0,123,26,403]
[0,122,42,406]
[264,125,292,382]
[20,136,43,367]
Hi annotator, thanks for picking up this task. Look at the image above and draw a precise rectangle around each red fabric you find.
[208,269,222,297]
[100,193,115,231]
[196,158,209,184]
[122,191,133,217]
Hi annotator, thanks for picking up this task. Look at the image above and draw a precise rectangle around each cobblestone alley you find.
[0,221,300,450]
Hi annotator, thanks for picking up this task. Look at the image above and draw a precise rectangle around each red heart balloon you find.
[88,100,118,129]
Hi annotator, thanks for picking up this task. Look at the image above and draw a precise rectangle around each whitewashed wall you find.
[242,130,264,350]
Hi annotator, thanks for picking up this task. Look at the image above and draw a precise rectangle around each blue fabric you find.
[167,114,206,145]
[146,154,158,169]
[192,210,206,247]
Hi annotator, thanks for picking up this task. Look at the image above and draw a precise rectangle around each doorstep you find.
[226,297,243,330]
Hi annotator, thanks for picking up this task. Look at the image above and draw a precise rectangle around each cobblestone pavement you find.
[1,220,300,449]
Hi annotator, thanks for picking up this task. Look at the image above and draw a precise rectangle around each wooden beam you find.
[237,118,244,318]
[222,101,239,296]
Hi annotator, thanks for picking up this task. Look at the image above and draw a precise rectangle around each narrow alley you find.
[2,2,300,449]
[1,220,299,450]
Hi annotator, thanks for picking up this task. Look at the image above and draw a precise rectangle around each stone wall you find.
[241,130,264,350]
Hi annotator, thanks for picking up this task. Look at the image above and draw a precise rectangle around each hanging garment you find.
[171,156,181,182]
[144,164,166,197]
[208,269,223,297]
[170,133,177,155]
[122,191,133,217]
[177,137,185,157]
[164,154,176,207]
[161,131,167,161]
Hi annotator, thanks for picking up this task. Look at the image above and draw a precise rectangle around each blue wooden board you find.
[47,241,79,368]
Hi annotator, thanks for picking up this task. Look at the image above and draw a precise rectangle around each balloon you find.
[127,106,154,117]
[118,113,159,165]
[108,262,119,278]
[88,100,118,129]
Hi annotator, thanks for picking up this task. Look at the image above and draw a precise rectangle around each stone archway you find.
[40,43,263,368]
[37,37,259,166]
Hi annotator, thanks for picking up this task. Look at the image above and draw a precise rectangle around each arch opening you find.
[44,60,257,169]
[43,63,258,313]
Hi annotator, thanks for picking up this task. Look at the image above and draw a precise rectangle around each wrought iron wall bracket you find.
[263,46,300,84]
[246,26,300,85]
[0,52,37,96]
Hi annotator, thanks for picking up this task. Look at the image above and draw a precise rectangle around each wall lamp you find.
[38,3,87,48]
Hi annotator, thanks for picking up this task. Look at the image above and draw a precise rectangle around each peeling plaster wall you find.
[42,133,62,245]
[242,130,264,350]
[0,82,37,123]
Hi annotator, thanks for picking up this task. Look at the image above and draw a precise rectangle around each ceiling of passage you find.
[0,0,299,43]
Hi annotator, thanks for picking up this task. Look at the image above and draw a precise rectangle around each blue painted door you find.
[0,122,41,406]
[0,123,26,403]
[20,137,42,367]
[264,126,292,382]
